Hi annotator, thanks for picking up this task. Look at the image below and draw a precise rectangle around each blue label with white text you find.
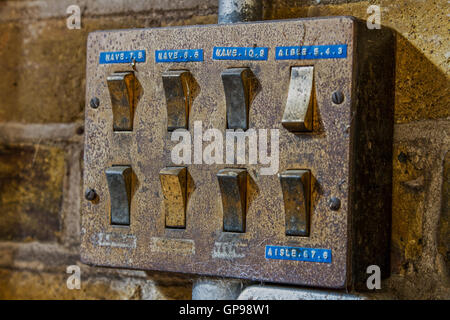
[265,245,332,263]
[155,49,203,63]
[213,46,268,61]
[275,44,347,60]
[99,50,146,64]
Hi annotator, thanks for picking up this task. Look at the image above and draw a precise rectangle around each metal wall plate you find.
[82,17,395,289]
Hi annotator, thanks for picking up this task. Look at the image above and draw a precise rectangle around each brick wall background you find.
[0,0,448,299]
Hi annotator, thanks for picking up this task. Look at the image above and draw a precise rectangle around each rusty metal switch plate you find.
[107,72,136,131]
[105,166,132,225]
[162,70,192,131]
[279,169,311,237]
[159,166,187,228]
[82,17,395,290]
[217,168,247,233]
[282,66,314,132]
[221,68,253,130]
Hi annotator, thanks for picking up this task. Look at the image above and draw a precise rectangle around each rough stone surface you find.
[0,242,192,299]
[0,268,192,300]
[192,278,247,300]
[0,0,448,299]
[388,120,449,299]
[0,143,65,241]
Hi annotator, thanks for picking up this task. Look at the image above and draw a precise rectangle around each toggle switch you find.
[162,70,192,131]
[105,166,132,225]
[282,66,314,132]
[159,167,187,228]
[279,169,311,236]
[221,68,253,130]
[107,71,136,131]
[217,168,247,233]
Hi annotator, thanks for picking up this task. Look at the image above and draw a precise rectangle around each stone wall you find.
[0,0,448,299]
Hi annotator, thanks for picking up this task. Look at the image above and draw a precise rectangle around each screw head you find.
[85,188,97,201]
[90,97,100,109]
[329,197,341,211]
[398,151,408,163]
[332,91,344,105]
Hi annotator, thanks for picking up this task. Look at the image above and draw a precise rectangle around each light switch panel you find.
[82,17,395,290]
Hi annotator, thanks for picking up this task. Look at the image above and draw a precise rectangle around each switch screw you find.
[85,188,97,201]
[90,97,100,109]
[329,197,341,210]
[332,91,344,105]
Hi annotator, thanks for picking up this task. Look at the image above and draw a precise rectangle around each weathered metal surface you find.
[82,17,394,289]
[279,170,310,237]
[217,168,247,232]
[221,68,252,130]
[218,0,262,24]
[282,66,314,132]
[162,70,191,131]
[159,166,187,228]
[0,144,64,241]
[105,166,132,225]
[106,71,135,131]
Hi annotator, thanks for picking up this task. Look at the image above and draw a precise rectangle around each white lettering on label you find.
[212,242,246,259]
[95,232,136,249]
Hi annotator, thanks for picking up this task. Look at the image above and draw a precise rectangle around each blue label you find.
[155,49,203,63]
[275,44,347,60]
[213,46,268,61]
[99,50,146,64]
[265,245,332,263]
